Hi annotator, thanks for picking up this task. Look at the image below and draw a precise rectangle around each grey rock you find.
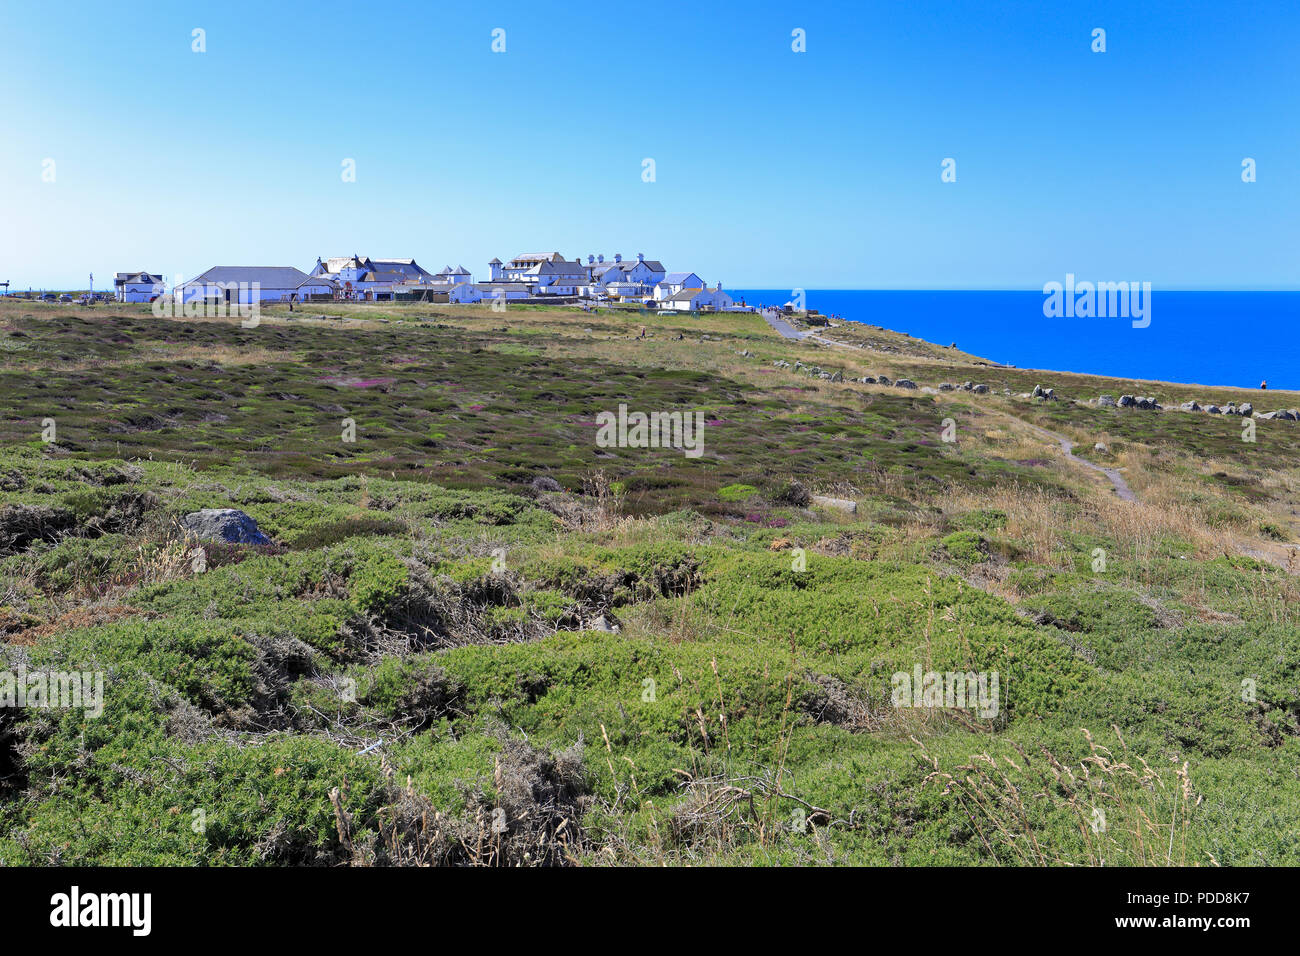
[1098,394,1117,408]
[811,494,858,514]
[877,375,892,386]
[1205,405,1221,414]
[1241,402,1253,416]
[180,508,270,545]
[1180,401,1201,412]
[530,476,563,493]
[971,384,989,394]
[1118,394,1135,407]
[894,379,918,389]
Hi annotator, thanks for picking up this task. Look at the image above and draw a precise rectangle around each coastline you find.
[734,289,1300,392]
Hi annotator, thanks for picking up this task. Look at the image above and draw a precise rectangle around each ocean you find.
[730,290,1300,391]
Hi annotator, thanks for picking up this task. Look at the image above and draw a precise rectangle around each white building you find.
[179,267,336,305]
[661,283,733,312]
[498,252,566,283]
[473,281,533,302]
[310,255,436,299]
[583,253,665,294]
[114,271,165,302]
[654,272,704,301]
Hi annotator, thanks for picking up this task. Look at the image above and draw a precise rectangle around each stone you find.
[894,379,918,389]
[1098,395,1117,408]
[877,375,892,386]
[180,508,270,545]
[972,384,989,394]
[1180,401,1201,412]
[810,494,858,514]
[1031,384,1044,398]
[1094,442,1107,452]
[1118,394,1135,407]
[1240,402,1253,416]
[1206,405,1221,414]
[530,476,563,493]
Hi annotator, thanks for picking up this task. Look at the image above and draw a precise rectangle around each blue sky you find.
[1,0,1296,290]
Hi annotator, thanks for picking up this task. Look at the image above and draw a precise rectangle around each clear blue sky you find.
[1,0,1296,290]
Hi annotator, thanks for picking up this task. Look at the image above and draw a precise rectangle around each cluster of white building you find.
[113,251,745,312]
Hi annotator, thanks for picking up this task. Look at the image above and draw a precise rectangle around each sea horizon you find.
[732,289,1300,393]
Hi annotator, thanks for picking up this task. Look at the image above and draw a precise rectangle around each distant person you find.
[1261,380,1268,390]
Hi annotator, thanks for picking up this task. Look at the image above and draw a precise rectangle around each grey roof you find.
[371,258,434,280]
[510,252,563,263]
[662,272,700,284]
[115,271,163,284]
[184,266,319,289]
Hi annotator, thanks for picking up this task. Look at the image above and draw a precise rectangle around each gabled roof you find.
[662,272,700,284]
[183,266,317,289]
[322,256,369,273]
[665,287,707,302]
[510,252,563,263]
[371,258,435,280]
[115,271,163,284]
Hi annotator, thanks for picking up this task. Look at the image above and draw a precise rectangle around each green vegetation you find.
[1,299,1297,866]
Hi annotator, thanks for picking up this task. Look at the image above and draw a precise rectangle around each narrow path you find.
[759,307,810,340]
[1025,423,1137,502]
[759,311,1135,501]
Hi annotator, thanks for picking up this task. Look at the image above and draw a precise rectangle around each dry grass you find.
[920,726,1201,866]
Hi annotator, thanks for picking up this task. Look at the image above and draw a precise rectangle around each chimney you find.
[597,254,604,263]
[716,281,722,291]
[587,254,594,264]
[614,253,622,263]
[637,253,644,262]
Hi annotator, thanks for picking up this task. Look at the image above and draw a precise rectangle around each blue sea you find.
[731,291,1300,391]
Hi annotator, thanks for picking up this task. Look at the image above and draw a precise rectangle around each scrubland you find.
[1,299,1297,865]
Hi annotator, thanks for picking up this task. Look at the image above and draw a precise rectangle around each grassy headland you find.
[1,298,1297,865]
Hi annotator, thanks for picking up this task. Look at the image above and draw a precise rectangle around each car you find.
[656,309,678,315]
[58,294,73,302]
[40,293,56,302]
